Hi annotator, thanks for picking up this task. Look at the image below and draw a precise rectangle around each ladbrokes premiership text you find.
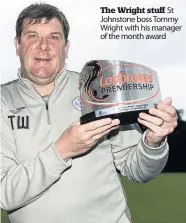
[100,7,182,40]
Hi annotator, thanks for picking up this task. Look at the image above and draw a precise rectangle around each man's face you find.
[14,18,69,86]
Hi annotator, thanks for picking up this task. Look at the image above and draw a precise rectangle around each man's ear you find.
[64,41,70,59]
[14,37,20,56]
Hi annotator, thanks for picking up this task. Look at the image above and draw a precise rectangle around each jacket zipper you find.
[45,101,50,125]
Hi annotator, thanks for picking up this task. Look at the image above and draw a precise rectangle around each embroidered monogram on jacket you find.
[8,115,29,130]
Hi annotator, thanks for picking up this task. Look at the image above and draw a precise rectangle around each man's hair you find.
[16,3,70,44]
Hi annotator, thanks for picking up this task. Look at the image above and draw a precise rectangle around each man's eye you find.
[28,34,37,38]
[50,36,59,40]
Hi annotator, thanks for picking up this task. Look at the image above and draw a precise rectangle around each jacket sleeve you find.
[109,124,169,183]
[0,95,72,211]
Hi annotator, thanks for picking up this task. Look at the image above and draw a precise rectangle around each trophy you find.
[79,60,161,125]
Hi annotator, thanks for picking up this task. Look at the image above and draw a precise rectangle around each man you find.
[0,3,177,223]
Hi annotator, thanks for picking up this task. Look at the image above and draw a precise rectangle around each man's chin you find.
[29,73,56,86]
[32,68,53,77]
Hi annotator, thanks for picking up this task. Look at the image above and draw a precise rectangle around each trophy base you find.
[80,109,149,125]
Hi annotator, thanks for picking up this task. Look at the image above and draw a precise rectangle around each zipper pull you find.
[45,102,48,110]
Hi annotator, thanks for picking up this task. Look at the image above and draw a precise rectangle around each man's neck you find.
[33,82,54,96]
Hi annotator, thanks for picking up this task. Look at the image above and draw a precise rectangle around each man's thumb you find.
[163,97,172,106]
[72,121,80,126]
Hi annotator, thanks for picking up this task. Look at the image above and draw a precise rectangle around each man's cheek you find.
[55,50,64,61]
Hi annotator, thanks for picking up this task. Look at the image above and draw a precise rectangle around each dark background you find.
[163,110,186,172]
[139,109,186,172]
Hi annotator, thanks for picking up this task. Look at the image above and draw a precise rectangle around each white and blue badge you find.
[72,96,82,111]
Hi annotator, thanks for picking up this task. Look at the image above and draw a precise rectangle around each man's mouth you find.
[35,58,52,61]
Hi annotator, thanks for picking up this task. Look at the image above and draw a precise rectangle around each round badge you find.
[72,96,82,111]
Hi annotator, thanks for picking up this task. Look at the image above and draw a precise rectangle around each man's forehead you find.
[22,18,63,32]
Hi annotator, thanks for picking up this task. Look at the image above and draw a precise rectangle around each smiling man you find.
[18,19,65,84]
[15,6,70,95]
[1,3,178,223]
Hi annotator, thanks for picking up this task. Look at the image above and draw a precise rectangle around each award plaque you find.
[79,60,161,125]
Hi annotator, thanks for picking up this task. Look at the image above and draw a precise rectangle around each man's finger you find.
[90,119,120,137]
[162,97,172,106]
[138,118,165,136]
[72,121,80,126]
[82,118,113,131]
[157,104,176,117]
[148,108,174,123]
[92,125,120,141]
[139,112,165,126]
[152,102,177,117]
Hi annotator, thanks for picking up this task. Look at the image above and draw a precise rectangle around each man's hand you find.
[55,118,120,160]
[138,97,178,147]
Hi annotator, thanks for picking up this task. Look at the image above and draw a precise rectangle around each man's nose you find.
[37,37,49,51]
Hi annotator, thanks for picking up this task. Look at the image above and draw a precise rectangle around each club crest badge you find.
[72,96,82,111]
